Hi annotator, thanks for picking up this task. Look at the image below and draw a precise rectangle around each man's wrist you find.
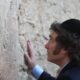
[32,65,44,79]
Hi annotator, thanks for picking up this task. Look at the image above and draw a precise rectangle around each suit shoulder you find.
[64,66,80,80]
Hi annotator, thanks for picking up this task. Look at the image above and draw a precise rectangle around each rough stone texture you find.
[0,0,80,80]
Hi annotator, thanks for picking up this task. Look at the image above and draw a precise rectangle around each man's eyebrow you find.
[49,35,51,38]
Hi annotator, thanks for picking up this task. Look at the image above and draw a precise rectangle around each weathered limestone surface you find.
[0,0,80,80]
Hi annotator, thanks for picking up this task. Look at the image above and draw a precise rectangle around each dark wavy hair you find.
[50,20,80,64]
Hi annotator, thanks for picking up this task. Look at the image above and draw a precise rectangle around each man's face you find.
[45,31,67,64]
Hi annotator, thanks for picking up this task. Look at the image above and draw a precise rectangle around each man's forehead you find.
[49,31,58,38]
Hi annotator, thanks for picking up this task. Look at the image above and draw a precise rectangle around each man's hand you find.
[24,40,36,70]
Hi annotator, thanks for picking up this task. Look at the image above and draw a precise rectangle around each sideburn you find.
[53,43,63,55]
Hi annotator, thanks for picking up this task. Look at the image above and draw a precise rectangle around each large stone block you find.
[0,0,80,80]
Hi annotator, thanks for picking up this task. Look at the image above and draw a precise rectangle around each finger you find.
[24,53,30,65]
[27,40,33,57]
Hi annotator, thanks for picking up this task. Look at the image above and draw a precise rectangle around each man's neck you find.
[58,58,70,69]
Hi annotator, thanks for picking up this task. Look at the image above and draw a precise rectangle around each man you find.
[24,19,80,80]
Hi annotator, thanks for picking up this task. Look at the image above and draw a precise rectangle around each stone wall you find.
[0,0,80,80]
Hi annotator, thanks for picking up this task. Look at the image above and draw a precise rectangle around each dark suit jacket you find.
[38,60,80,80]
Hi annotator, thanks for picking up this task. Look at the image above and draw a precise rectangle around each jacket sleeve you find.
[38,71,56,80]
